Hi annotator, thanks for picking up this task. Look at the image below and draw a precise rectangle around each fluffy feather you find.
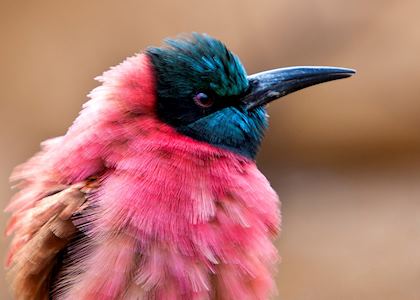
[6,185,87,300]
[6,53,280,299]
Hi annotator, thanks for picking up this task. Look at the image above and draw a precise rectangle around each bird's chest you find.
[101,142,279,255]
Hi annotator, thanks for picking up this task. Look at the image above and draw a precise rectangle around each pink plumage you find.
[6,32,355,299]
[6,53,280,299]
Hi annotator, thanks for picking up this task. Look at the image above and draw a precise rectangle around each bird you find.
[5,33,354,300]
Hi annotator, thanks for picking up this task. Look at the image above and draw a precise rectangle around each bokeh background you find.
[1,1,420,299]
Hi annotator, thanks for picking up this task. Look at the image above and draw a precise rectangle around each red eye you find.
[193,92,214,108]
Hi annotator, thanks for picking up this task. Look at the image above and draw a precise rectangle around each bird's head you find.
[145,33,355,159]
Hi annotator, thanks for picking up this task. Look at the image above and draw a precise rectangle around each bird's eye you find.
[193,92,213,108]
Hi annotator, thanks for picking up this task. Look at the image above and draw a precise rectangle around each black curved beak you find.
[242,66,356,110]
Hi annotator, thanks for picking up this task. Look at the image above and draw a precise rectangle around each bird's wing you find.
[5,182,92,300]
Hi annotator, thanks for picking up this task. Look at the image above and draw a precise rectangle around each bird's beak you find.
[241,66,356,110]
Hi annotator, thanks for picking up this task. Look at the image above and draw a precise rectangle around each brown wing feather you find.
[6,184,88,300]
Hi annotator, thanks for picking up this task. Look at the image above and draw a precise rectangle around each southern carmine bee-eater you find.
[5,33,354,300]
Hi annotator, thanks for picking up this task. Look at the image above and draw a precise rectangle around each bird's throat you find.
[177,106,268,160]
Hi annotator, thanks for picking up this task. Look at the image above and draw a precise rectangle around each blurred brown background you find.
[1,0,420,299]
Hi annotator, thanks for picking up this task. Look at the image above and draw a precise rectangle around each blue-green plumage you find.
[147,33,355,160]
[147,33,266,159]
[178,106,268,159]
